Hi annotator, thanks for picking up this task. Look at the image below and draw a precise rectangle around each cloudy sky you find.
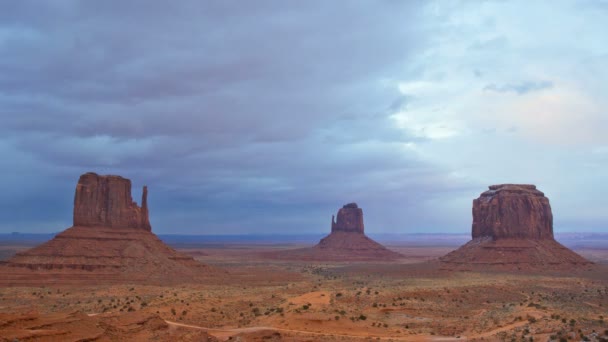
[1,1,607,235]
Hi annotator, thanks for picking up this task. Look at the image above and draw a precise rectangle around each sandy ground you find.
[1,243,607,341]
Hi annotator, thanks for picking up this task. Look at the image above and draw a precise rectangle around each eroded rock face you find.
[472,184,553,240]
[0,172,218,285]
[440,184,591,270]
[331,203,364,234]
[73,172,151,230]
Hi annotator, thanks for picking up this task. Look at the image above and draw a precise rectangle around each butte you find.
[270,203,402,261]
[440,184,592,271]
[0,172,216,285]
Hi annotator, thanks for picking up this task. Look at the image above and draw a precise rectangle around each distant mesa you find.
[267,203,402,261]
[440,184,592,270]
[0,172,217,285]
[331,202,364,234]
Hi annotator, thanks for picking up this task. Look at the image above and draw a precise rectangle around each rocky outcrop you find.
[331,203,364,234]
[0,172,218,285]
[472,184,552,240]
[267,203,401,261]
[73,172,151,230]
[441,184,591,271]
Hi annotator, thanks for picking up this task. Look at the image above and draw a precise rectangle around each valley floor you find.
[1,243,607,341]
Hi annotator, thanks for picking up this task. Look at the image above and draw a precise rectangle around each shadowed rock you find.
[331,202,364,234]
[441,184,591,271]
[267,203,401,261]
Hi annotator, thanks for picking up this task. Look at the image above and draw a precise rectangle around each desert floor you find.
[1,242,607,341]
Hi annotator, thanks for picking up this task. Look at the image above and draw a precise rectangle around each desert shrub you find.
[359,314,367,321]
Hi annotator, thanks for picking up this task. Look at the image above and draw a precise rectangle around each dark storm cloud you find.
[0,1,478,234]
[483,80,554,95]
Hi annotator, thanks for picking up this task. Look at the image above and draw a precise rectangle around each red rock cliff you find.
[472,184,553,240]
[331,203,364,234]
[73,172,151,230]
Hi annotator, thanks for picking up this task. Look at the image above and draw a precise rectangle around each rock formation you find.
[331,203,364,233]
[472,184,553,240]
[74,172,151,230]
[0,172,217,286]
[267,203,402,261]
[441,184,591,270]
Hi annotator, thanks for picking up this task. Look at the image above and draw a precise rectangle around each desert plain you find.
[1,238,607,342]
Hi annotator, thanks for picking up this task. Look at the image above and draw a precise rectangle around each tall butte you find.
[73,172,151,230]
[270,203,402,261]
[0,172,215,285]
[440,184,592,270]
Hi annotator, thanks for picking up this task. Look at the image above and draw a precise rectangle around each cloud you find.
[1,0,607,234]
[483,80,554,95]
[0,1,480,234]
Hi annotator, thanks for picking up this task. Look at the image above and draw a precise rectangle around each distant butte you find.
[0,172,218,285]
[440,184,592,270]
[268,203,402,261]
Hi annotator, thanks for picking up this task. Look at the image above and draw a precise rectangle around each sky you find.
[1,1,607,235]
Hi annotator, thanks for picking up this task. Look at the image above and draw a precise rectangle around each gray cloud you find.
[0,1,479,234]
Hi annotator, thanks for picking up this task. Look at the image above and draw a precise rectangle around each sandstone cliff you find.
[73,172,151,230]
[441,184,591,270]
[472,184,552,240]
[0,172,217,285]
[331,203,365,234]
